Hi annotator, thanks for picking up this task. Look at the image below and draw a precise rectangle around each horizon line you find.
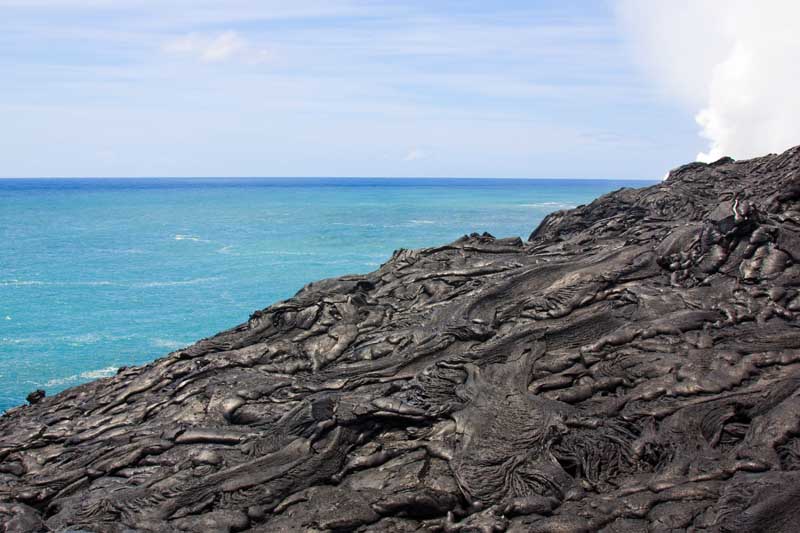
[0,176,659,181]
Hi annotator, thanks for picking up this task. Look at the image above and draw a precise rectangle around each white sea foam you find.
[218,245,322,257]
[61,332,132,345]
[409,219,436,225]
[316,259,354,265]
[64,333,103,344]
[43,366,118,387]
[2,333,132,346]
[133,277,220,288]
[0,280,115,287]
[151,338,187,350]
[0,337,41,345]
[217,246,316,257]
[81,366,119,379]
[96,248,146,255]
[261,250,319,256]
[2,278,218,289]
[0,280,45,286]
[331,222,377,227]
[174,234,208,242]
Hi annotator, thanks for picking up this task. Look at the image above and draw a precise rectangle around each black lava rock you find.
[24,390,45,406]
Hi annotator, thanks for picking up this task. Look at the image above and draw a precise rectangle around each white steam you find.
[616,0,800,162]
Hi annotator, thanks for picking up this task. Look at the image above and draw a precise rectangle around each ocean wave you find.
[0,280,44,286]
[0,336,41,346]
[409,219,436,225]
[43,366,118,388]
[331,222,377,227]
[218,247,321,257]
[62,332,134,345]
[0,280,115,287]
[518,202,576,209]
[174,234,208,242]
[260,250,320,256]
[1,333,133,346]
[93,248,147,255]
[64,333,103,345]
[1,278,218,289]
[310,259,359,265]
[133,277,221,288]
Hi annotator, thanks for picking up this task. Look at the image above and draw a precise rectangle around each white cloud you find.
[403,148,428,161]
[163,31,267,63]
[616,0,800,162]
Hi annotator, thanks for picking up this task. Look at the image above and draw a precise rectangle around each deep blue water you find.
[0,178,655,411]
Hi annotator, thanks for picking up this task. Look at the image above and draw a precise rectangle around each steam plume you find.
[616,0,800,162]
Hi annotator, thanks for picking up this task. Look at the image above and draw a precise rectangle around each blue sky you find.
[1,1,704,178]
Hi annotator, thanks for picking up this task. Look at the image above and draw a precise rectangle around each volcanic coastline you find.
[3,147,800,532]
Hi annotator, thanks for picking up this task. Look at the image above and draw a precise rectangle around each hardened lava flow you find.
[3,147,800,532]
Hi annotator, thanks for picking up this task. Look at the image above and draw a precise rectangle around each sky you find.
[1,0,797,179]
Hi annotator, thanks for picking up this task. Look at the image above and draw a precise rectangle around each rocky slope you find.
[3,147,800,532]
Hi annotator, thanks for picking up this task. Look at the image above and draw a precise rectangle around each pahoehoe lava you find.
[3,147,800,532]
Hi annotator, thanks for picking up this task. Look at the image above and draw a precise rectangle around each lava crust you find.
[3,147,800,532]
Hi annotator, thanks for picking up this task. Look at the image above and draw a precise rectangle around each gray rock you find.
[3,146,800,532]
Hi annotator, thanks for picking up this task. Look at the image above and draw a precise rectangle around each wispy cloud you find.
[163,31,268,63]
[404,148,428,161]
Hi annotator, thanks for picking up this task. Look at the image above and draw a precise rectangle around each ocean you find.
[0,178,655,411]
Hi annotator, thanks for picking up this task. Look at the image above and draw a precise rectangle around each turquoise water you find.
[0,178,654,411]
